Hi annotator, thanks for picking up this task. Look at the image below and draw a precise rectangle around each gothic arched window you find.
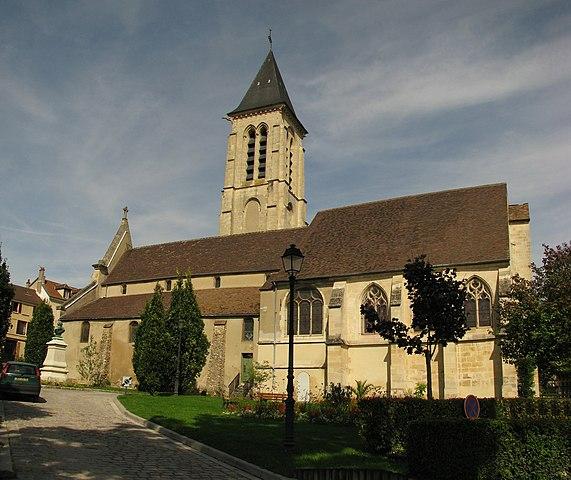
[245,128,255,181]
[129,321,139,343]
[80,321,90,343]
[258,126,267,179]
[286,288,324,336]
[464,277,492,327]
[361,284,388,333]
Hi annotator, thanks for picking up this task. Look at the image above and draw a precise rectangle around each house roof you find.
[102,183,511,287]
[228,50,306,134]
[43,279,80,301]
[60,287,260,321]
[12,285,42,306]
[290,183,511,281]
[102,227,306,285]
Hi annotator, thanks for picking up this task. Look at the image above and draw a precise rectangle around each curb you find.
[0,402,15,479]
[112,397,292,480]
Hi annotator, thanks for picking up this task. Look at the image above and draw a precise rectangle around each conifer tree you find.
[0,247,15,357]
[133,284,172,393]
[167,274,209,394]
[24,301,55,366]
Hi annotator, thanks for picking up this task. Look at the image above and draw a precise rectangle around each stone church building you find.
[60,49,531,399]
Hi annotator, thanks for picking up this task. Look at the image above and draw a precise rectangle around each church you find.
[59,48,531,399]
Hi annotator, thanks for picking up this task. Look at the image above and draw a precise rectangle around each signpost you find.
[464,394,480,420]
[121,376,132,393]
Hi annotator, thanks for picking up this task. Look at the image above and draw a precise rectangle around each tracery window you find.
[246,128,255,181]
[464,277,492,327]
[361,284,388,333]
[129,321,139,343]
[258,126,267,179]
[286,288,324,336]
[80,321,90,343]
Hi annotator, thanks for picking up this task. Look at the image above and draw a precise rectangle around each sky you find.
[1,0,570,287]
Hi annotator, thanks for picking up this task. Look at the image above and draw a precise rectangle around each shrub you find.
[407,418,570,480]
[77,337,109,387]
[357,396,571,454]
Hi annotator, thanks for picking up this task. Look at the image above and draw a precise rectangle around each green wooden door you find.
[241,353,253,382]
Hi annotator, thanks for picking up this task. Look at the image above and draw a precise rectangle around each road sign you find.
[464,394,480,420]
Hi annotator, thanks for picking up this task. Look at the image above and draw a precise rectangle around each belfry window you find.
[361,284,388,333]
[464,278,492,327]
[246,129,255,181]
[288,138,293,188]
[258,126,267,179]
[286,288,324,336]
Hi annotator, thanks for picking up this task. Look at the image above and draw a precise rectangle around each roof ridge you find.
[314,183,507,216]
[130,226,308,252]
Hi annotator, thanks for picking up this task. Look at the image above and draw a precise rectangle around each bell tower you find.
[219,48,308,236]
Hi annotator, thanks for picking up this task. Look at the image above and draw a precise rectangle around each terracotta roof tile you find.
[61,287,260,321]
[12,284,42,306]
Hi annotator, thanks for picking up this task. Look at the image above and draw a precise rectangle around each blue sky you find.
[1,0,569,287]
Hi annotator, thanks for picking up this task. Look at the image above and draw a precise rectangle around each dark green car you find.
[0,361,41,401]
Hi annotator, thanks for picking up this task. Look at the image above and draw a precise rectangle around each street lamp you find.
[281,244,304,450]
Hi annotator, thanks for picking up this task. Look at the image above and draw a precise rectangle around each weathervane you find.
[268,27,272,50]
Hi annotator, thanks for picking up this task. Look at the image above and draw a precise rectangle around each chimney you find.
[37,266,46,293]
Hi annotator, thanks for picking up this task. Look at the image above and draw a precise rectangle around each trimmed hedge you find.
[357,397,571,454]
[407,418,570,480]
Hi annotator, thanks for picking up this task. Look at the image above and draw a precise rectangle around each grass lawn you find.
[118,394,405,477]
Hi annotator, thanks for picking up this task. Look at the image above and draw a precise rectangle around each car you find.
[0,361,41,401]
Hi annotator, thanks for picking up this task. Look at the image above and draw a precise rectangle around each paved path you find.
[3,388,256,479]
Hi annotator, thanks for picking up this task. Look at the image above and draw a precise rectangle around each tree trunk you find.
[425,350,433,400]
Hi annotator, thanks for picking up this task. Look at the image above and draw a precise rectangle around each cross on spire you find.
[268,27,272,50]
[123,206,129,220]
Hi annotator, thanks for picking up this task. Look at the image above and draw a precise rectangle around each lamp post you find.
[281,244,304,450]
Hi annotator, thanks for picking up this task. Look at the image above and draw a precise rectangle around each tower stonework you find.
[219,50,307,236]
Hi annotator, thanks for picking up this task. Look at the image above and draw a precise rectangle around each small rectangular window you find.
[243,317,254,341]
[215,276,221,288]
[121,284,127,295]
[11,302,21,313]
[165,280,172,291]
[16,321,27,335]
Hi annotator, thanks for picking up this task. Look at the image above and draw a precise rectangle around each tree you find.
[167,274,209,394]
[77,337,109,387]
[132,284,173,394]
[0,246,15,358]
[24,301,54,366]
[498,242,571,395]
[362,255,468,399]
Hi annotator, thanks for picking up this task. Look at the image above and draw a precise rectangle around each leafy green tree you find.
[362,255,468,399]
[498,242,571,395]
[24,301,55,366]
[0,246,15,358]
[167,274,209,394]
[132,284,172,394]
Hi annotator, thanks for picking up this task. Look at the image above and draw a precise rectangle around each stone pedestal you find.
[41,337,68,382]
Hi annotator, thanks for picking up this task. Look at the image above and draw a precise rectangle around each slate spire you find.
[228,50,306,134]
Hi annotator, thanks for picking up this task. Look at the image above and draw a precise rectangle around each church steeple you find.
[228,50,307,135]
[219,48,308,236]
